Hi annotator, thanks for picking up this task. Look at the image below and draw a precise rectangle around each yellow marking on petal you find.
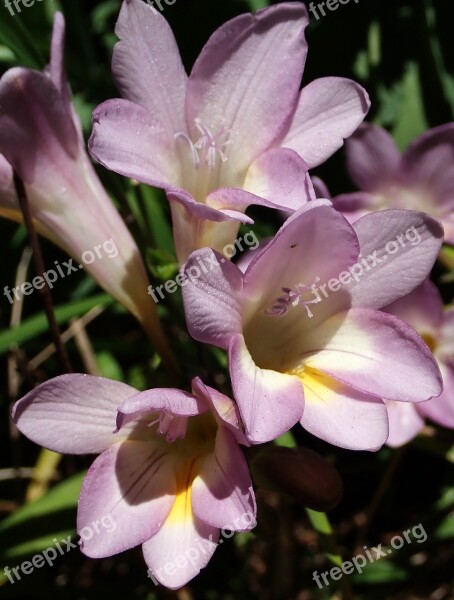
[421,333,437,353]
[288,365,341,405]
[166,459,198,526]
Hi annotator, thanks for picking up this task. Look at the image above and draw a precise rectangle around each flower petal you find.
[112,0,187,136]
[400,123,454,212]
[12,374,138,454]
[117,388,206,431]
[281,77,370,169]
[192,428,256,530]
[385,401,425,448]
[242,200,359,322]
[167,189,251,263]
[191,377,247,444]
[229,334,305,443]
[345,123,401,191]
[186,2,308,180]
[350,209,443,309]
[78,440,175,557]
[0,154,18,220]
[300,369,388,450]
[417,361,454,428]
[49,12,71,109]
[182,248,244,347]
[383,279,443,332]
[89,99,177,189]
[332,191,382,223]
[302,308,442,402]
[0,68,79,182]
[143,499,219,589]
[243,147,314,211]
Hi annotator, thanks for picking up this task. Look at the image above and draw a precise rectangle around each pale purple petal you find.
[242,201,359,322]
[417,361,454,428]
[243,147,314,211]
[192,428,255,529]
[350,210,443,309]
[281,77,370,168]
[332,191,382,222]
[400,123,454,212]
[383,279,443,332]
[191,377,247,444]
[89,99,177,189]
[143,509,219,590]
[0,154,18,218]
[229,334,305,443]
[78,441,175,557]
[182,248,244,347]
[186,2,309,181]
[303,309,442,402]
[112,0,187,136]
[12,374,138,454]
[236,238,271,274]
[301,370,388,450]
[345,123,401,191]
[0,68,79,182]
[385,401,424,448]
[439,307,454,360]
[49,12,70,109]
[311,176,331,199]
[168,188,253,263]
[116,388,206,431]
[440,215,454,245]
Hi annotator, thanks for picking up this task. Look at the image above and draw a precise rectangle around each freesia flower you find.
[383,280,454,447]
[12,374,255,589]
[0,13,175,367]
[182,201,443,449]
[89,0,369,263]
[333,122,454,243]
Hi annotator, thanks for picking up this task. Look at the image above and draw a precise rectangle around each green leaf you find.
[391,62,429,151]
[0,5,45,67]
[146,248,178,281]
[0,472,84,565]
[351,558,407,584]
[96,350,124,381]
[140,185,174,255]
[0,294,114,354]
[275,431,297,449]
[305,509,343,568]
[435,514,454,539]
[245,0,269,10]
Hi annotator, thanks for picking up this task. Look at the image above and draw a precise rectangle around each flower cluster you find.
[3,0,454,591]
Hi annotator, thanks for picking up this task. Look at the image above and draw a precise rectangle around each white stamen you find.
[174,131,200,168]
[266,282,321,318]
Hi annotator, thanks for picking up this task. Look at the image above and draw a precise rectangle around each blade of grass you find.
[0,294,113,355]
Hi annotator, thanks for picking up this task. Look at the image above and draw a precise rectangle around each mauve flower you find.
[89,0,369,263]
[13,374,255,589]
[383,280,454,447]
[182,201,443,449]
[0,13,174,366]
[333,122,454,243]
